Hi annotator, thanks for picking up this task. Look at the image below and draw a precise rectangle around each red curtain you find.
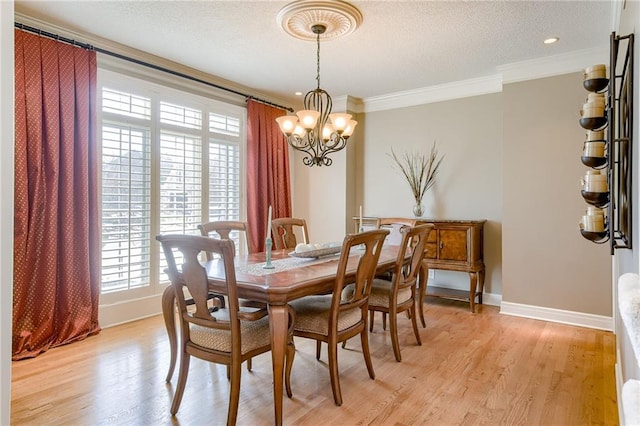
[246,100,292,252]
[13,30,101,360]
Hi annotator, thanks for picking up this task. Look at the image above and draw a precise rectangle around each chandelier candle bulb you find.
[297,110,320,130]
[322,124,333,141]
[343,120,357,137]
[276,116,297,135]
[329,113,352,132]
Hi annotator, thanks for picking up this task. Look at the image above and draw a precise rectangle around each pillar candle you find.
[266,205,272,240]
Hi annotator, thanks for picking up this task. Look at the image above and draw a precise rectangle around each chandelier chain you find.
[316,31,321,90]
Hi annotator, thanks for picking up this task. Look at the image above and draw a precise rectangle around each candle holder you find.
[357,226,365,250]
[263,237,275,269]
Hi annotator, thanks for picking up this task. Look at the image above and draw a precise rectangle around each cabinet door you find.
[424,227,438,259]
[439,229,468,262]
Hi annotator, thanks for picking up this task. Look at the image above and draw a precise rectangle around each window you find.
[98,70,245,303]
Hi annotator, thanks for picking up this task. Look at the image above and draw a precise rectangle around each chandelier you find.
[275,0,362,167]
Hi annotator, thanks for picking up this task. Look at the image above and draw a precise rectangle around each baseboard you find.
[500,301,613,331]
[99,293,163,328]
[483,292,502,307]
[616,349,626,426]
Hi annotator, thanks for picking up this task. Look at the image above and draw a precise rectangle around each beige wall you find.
[291,106,362,245]
[503,73,611,315]
[291,72,615,317]
[360,95,503,295]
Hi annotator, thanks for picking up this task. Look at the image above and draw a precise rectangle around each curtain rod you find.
[14,22,294,112]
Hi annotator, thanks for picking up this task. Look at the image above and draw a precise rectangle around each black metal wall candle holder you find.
[580,229,610,244]
[607,32,633,252]
[583,78,610,93]
[579,32,633,252]
[581,155,607,169]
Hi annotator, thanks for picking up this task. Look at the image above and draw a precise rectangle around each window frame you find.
[97,68,247,307]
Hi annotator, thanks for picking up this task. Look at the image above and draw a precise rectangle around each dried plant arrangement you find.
[389,141,444,216]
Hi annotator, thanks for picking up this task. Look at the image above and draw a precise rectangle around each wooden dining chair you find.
[379,217,417,246]
[157,234,295,425]
[271,217,309,250]
[367,223,433,362]
[289,228,389,406]
[198,220,254,258]
[199,220,265,371]
[373,217,419,327]
[164,220,252,382]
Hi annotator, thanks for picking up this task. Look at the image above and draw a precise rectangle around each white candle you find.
[266,205,272,240]
[359,205,363,231]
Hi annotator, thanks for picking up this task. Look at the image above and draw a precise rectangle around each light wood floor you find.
[11,298,618,425]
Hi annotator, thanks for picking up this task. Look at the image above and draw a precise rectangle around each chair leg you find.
[389,309,402,362]
[369,310,375,332]
[246,357,252,371]
[416,266,427,328]
[419,277,427,328]
[327,339,343,406]
[162,287,178,383]
[316,340,322,360]
[341,340,347,349]
[285,305,295,398]
[360,326,376,380]
[382,312,387,331]
[410,301,422,346]
[227,360,242,426]
[170,352,191,415]
[285,338,295,398]
[226,365,230,380]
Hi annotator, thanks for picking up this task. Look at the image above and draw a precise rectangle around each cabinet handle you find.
[439,241,444,249]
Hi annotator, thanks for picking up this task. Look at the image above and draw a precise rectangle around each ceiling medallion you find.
[277,0,363,41]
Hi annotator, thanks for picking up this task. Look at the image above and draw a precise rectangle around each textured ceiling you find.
[14,1,612,105]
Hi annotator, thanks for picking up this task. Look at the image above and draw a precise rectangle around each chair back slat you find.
[395,224,433,292]
[271,217,309,250]
[331,229,389,325]
[198,220,253,259]
[157,234,238,332]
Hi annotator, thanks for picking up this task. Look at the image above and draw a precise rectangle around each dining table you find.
[161,244,404,425]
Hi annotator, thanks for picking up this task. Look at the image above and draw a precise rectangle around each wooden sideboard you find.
[417,219,486,313]
[352,217,486,312]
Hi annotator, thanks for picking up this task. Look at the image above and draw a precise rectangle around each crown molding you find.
[358,46,610,113]
[498,45,609,85]
[360,75,502,113]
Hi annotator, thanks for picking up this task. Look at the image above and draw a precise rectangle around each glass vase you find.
[413,202,424,217]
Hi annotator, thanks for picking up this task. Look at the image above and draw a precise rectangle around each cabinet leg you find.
[478,269,485,305]
[469,272,478,313]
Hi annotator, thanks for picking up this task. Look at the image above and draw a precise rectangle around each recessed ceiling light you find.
[544,37,559,44]
[295,91,303,96]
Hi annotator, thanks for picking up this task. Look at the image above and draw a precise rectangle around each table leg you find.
[268,304,289,426]
[161,285,177,382]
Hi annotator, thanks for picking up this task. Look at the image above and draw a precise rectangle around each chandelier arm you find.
[288,134,311,150]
